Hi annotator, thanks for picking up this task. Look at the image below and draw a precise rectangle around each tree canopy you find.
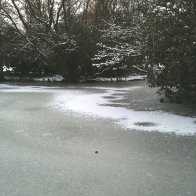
[0,0,195,102]
[142,0,196,103]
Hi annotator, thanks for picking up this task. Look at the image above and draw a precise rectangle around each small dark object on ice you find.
[160,98,164,103]
[95,151,99,154]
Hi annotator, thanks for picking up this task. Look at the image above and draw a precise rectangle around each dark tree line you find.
[142,0,196,103]
[0,0,195,102]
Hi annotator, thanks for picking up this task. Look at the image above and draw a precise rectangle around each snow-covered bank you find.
[85,75,146,82]
[53,86,196,136]
[33,75,64,82]
[3,75,64,82]
[96,75,146,81]
[2,74,146,83]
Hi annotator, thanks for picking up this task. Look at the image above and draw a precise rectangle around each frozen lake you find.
[0,81,196,196]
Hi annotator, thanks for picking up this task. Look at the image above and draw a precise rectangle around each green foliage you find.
[143,0,196,103]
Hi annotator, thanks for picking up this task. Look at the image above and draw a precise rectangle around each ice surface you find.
[1,83,196,196]
[54,87,196,135]
[0,84,62,93]
[1,83,195,135]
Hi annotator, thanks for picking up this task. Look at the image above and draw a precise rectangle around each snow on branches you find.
[92,22,143,77]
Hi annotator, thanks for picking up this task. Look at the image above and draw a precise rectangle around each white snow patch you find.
[3,75,64,82]
[33,75,64,82]
[126,75,146,81]
[87,75,146,82]
[54,87,196,136]
[3,66,13,72]
[85,75,146,82]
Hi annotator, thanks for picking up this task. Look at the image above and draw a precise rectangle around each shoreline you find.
[0,74,146,83]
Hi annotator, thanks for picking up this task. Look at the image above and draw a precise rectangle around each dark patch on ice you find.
[94,151,99,154]
[32,86,40,88]
[134,122,157,127]
[100,103,125,108]
[103,96,115,99]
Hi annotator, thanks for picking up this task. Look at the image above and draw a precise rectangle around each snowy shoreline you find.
[2,74,146,83]
[3,75,64,82]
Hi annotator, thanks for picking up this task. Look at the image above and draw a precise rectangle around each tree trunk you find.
[0,65,3,81]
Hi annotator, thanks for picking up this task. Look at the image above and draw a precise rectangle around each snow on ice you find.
[54,86,196,136]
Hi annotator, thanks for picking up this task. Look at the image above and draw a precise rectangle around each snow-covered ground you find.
[33,75,64,82]
[86,75,146,82]
[3,74,145,82]
[3,75,64,82]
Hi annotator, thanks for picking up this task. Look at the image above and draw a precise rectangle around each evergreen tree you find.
[143,0,196,103]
